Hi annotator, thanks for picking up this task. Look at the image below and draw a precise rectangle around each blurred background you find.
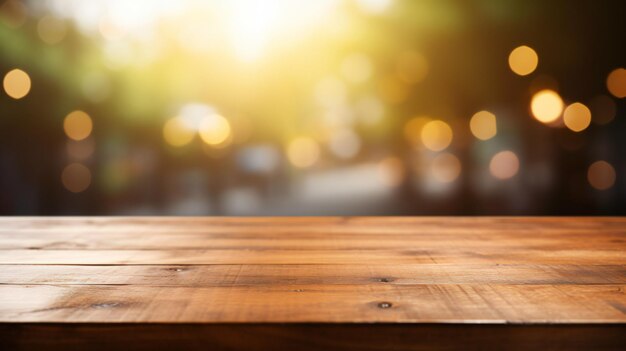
[0,0,624,215]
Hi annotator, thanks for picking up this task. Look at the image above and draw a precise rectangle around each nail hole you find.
[377,302,392,309]
[166,267,186,272]
[376,277,393,283]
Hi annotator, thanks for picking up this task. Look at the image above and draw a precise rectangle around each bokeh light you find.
[587,161,616,190]
[0,0,624,216]
[3,69,31,99]
[61,163,92,193]
[66,138,95,161]
[287,137,320,168]
[379,156,405,187]
[37,15,68,45]
[508,45,538,76]
[531,89,564,123]
[0,0,27,28]
[421,120,453,151]
[431,153,461,183]
[489,150,519,180]
[163,117,195,147]
[469,110,497,141]
[606,68,626,98]
[563,102,591,132]
[64,111,93,141]
[329,129,361,159]
[199,114,232,147]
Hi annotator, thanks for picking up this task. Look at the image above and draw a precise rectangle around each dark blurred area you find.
[0,0,624,215]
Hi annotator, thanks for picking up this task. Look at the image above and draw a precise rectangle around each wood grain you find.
[1,264,624,285]
[0,217,625,350]
[1,284,625,323]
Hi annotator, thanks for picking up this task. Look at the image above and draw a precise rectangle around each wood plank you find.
[0,247,624,264]
[1,233,624,250]
[2,324,625,351]
[1,217,625,349]
[1,217,625,236]
[1,284,625,323]
[1,264,625,286]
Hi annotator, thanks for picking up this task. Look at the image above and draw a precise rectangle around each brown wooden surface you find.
[0,217,625,350]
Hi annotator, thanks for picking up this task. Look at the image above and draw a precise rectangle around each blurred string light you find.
[199,114,232,147]
[63,110,93,141]
[163,117,195,147]
[287,137,320,168]
[162,104,233,149]
[563,102,591,132]
[3,69,31,99]
[431,152,461,183]
[489,150,519,180]
[587,160,616,190]
[61,163,92,193]
[421,120,453,151]
[37,15,68,45]
[606,68,626,98]
[508,45,538,76]
[469,110,497,140]
[530,89,563,124]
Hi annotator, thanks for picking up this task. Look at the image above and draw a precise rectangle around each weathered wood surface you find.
[0,217,625,350]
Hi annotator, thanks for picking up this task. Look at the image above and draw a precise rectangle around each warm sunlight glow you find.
[225,0,338,62]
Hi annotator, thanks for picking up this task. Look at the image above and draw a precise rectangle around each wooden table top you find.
[1,217,625,350]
